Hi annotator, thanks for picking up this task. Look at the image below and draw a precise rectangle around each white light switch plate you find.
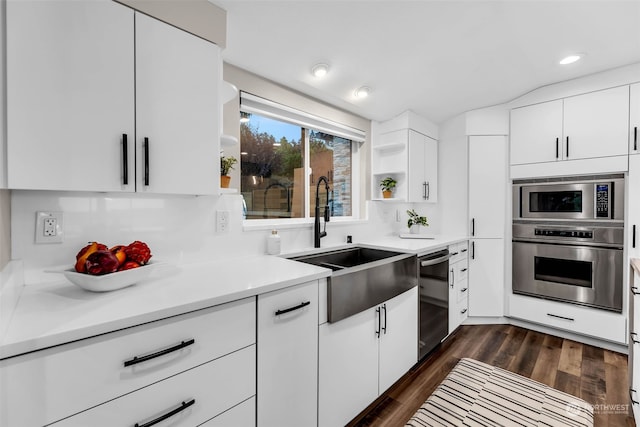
[35,211,64,243]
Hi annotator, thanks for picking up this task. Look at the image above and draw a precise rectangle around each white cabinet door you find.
[6,0,135,191]
[469,136,507,239]
[319,308,378,427]
[631,83,640,155]
[510,100,563,165]
[629,156,640,260]
[135,13,220,195]
[408,131,438,202]
[378,287,418,393]
[469,239,504,317]
[563,86,630,160]
[257,281,318,427]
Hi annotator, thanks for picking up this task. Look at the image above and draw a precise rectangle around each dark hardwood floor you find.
[347,324,634,427]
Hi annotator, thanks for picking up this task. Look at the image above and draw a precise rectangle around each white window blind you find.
[240,92,366,143]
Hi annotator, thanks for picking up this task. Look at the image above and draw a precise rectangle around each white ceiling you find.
[212,0,640,124]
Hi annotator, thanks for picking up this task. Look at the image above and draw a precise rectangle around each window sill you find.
[242,217,368,232]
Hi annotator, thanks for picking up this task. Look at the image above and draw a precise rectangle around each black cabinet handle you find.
[461,268,468,272]
[275,301,310,316]
[135,399,195,427]
[122,134,128,185]
[635,127,638,151]
[124,339,195,367]
[460,308,467,314]
[422,182,427,200]
[630,388,639,405]
[631,332,640,344]
[449,269,454,288]
[375,307,381,338]
[566,136,569,158]
[471,241,475,260]
[632,286,640,296]
[460,287,468,293]
[144,137,150,186]
[426,182,430,200]
[461,248,468,253]
[555,137,559,159]
[382,304,387,334]
[547,313,574,322]
[471,218,475,237]
[634,225,637,249]
[450,251,459,256]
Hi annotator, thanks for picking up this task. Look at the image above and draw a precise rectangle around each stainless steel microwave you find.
[513,175,624,222]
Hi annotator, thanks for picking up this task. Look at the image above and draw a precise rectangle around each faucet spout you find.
[314,176,331,248]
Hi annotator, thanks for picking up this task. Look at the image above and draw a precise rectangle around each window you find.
[239,93,364,221]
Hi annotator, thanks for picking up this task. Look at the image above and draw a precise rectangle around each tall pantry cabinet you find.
[468,135,507,317]
[6,0,220,195]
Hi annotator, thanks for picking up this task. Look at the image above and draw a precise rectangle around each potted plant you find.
[379,177,397,199]
[220,155,238,188]
[407,209,428,234]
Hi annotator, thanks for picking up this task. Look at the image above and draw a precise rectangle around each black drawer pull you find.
[144,137,150,186]
[460,308,467,314]
[630,388,639,405]
[631,332,640,344]
[632,287,640,296]
[634,126,638,151]
[124,339,195,367]
[547,313,574,322]
[275,301,310,316]
[375,306,381,338]
[382,303,387,334]
[461,268,468,272]
[555,137,559,158]
[566,136,569,157]
[461,248,468,253]
[460,287,468,293]
[450,251,459,256]
[135,399,195,427]
[122,134,128,185]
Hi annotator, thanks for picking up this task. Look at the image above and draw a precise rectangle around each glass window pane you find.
[240,113,305,219]
[309,131,352,217]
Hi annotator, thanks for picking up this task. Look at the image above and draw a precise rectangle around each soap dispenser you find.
[267,229,281,255]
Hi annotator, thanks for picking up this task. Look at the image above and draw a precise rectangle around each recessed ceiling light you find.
[312,63,329,78]
[354,86,371,99]
[559,54,583,65]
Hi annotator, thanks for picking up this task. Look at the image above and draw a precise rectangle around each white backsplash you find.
[11,191,441,285]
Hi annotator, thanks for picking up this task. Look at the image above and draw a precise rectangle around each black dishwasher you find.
[418,249,451,360]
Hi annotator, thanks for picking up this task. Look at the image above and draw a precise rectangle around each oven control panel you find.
[596,184,610,218]
[534,229,593,239]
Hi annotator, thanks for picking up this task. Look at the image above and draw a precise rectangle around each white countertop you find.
[0,235,468,360]
[0,255,330,359]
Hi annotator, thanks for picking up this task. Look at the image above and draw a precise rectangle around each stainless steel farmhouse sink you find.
[290,247,417,322]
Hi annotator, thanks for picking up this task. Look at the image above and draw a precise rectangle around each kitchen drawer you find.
[52,344,256,427]
[457,278,469,303]
[202,397,255,427]
[449,241,468,264]
[509,294,626,344]
[451,258,468,285]
[457,298,469,324]
[0,297,256,427]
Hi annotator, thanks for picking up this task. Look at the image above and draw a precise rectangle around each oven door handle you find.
[420,254,452,267]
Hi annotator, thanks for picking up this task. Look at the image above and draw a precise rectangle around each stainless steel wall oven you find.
[512,175,624,312]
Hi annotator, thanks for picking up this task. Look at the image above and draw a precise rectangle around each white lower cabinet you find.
[257,281,318,427]
[0,298,256,427]
[318,286,418,427]
[468,238,505,317]
[53,345,255,427]
[202,397,256,427]
[629,266,640,420]
[449,241,469,333]
[509,293,627,344]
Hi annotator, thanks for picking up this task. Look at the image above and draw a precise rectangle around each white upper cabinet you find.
[631,83,640,154]
[563,86,629,160]
[6,1,221,195]
[135,13,220,195]
[6,0,135,192]
[510,100,563,165]
[372,129,438,202]
[408,130,438,202]
[510,86,630,166]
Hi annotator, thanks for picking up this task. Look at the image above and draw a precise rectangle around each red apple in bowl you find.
[85,250,120,275]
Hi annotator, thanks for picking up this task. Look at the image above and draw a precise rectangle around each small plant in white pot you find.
[407,209,428,234]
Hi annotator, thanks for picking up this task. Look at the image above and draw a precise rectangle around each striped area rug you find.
[407,358,593,427]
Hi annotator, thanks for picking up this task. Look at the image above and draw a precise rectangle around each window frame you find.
[239,92,363,228]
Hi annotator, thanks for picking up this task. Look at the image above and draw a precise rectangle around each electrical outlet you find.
[216,210,230,233]
[35,211,64,244]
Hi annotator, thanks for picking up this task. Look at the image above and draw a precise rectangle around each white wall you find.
[10,191,398,284]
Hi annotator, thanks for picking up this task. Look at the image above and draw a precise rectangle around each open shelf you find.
[373,142,406,153]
